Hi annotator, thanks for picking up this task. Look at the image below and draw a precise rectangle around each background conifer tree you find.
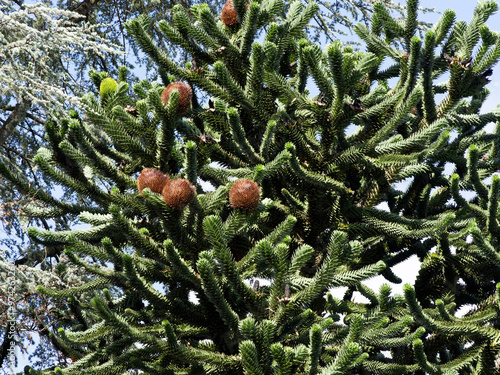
[4,0,500,373]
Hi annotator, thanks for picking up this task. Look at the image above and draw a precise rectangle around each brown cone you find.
[137,168,169,194]
[162,179,196,210]
[221,0,239,27]
[161,82,193,115]
[229,179,260,210]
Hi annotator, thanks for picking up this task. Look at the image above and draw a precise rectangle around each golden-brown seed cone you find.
[221,0,239,27]
[161,82,193,115]
[137,168,169,194]
[162,179,196,210]
[229,179,260,210]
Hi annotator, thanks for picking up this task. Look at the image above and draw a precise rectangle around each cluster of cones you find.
[143,3,258,209]
[137,169,195,210]
[137,168,260,210]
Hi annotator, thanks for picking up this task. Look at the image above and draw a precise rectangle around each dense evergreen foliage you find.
[3,0,500,372]
[0,0,434,368]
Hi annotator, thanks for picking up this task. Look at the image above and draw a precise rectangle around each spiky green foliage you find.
[4,0,500,373]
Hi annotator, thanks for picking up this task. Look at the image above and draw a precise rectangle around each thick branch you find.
[0,320,16,367]
[71,0,103,21]
[36,320,75,360]
[0,99,30,147]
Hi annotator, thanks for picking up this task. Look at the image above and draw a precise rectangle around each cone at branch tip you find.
[221,0,240,27]
[162,178,196,210]
[100,77,118,97]
[229,179,260,210]
[161,82,193,115]
[137,168,169,194]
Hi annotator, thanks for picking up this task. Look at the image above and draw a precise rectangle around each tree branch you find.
[0,320,16,367]
[0,99,30,147]
[71,0,103,21]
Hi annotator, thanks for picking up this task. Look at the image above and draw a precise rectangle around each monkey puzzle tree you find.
[4,0,500,373]
[0,0,435,369]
